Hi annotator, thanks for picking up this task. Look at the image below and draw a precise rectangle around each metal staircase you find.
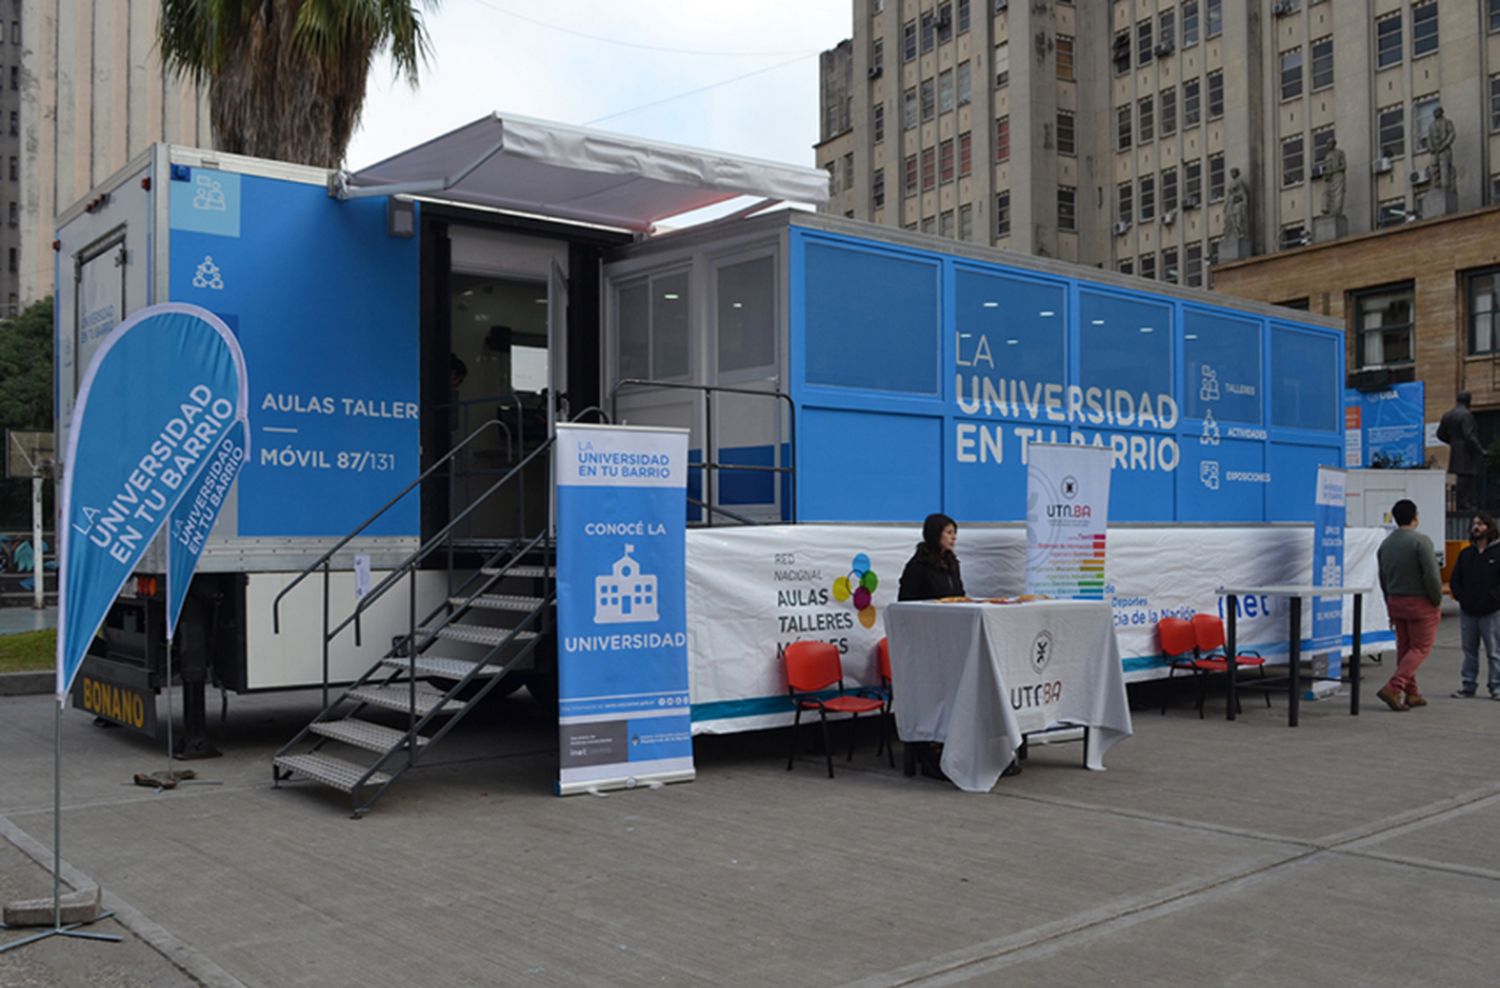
[269,419,560,816]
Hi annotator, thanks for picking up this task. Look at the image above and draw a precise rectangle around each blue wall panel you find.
[798,408,943,521]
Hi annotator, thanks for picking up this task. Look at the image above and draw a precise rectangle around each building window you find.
[959,203,973,240]
[1377,197,1408,227]
[921,79,935,121]
[872,37,884,76]
[1208,153,1226,201]
[1186,159,1203,204]
[939,69,955,114]
[1183,0,1200,47]
[1413,95,1440,151]
[922,216,936,234]
[1056,111,1075,156]
[921,11,936,53]
[873,103,885,143]
[957,0,971,33]
[921,147,936,191]
[904,87,918,130]
[1056,35,1074,80]
[1411,1,1438,58]
[872,169,886,210]
[1376,12,1402,70]
[5,247,13,273]
[903,20,917,61]
[6,155,14,181]
[958,130,972,177]
[1280,49,1303,101]
[1356,285,1415,368]
[995,116,1010,162]
[1378,104,1405,158]
[1311,36,1334,91]
[1206,0,1222,39]
[1491,75,1500,132]
[996,191,1011,238]
[1468,268,1500,354]
[1207,70,1224,119]
[1118,181,1134,226]
[937,1,953,43]
[1279,223,1307,250]
[1140,174,1156,222]
[1160,87,1177,137]
[842,152,854,192]
[904,154,918,196]
[1159,9,1176,53]
[1118,259,1134,276]
[940,210,955,239]
[1058,186,1077,232]
[1137,20,1154,66]
[8,66,14,91]
[939,138,955,184]
[957,60,972,105]
[1138,96,1155,143]
[1184,78,1201,127]
[1186,242,1204,287]
[1140,253,1157,280]
[1282,135,1305,186]
[1113,30,1131,75]
[1163,166,1179,213]
[994,42,1009,87]
[1162,246,1180,284]
[7,201,15,227]
[1491,0,1500,32]
[1117,105,1132,151]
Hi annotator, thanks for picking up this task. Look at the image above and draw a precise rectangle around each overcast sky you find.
[346,0,853,172]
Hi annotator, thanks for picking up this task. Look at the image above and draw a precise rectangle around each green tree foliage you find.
[160,0,435,168]
[0,296,54,529]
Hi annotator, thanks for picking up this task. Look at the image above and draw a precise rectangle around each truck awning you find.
[337,113,831,233]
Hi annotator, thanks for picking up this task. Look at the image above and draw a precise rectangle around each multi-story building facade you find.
[15,0,213,313]
[817,0,1499,287]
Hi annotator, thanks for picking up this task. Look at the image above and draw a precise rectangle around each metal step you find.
[423,623,538,648]
[454,593,545,613]
[308,718,429,754]
[379,655,504,680]
[348,684,465,716]
[480,564,550,579]
[274,752,390,793]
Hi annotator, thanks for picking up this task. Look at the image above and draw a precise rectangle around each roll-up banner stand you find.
[1025,443,1113,600]
[554,424,694,795]
[1310,466,1347,691]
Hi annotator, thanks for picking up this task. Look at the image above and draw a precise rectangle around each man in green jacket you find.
[1375,499,1444,711]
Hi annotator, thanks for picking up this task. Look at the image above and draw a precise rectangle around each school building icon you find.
[595,545,658,624]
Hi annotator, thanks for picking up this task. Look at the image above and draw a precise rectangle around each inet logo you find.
[595,544,658,624]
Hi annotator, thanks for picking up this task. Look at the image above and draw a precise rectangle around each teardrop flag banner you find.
[166,419,248,640]
[57,303,249,702]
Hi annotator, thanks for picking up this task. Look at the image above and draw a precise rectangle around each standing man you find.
[1437,391,1485,511]
[1448,512,1500,699]
[1376,499,1443,711]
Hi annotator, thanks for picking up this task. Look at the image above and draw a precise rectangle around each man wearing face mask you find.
[1449,512,1500,699]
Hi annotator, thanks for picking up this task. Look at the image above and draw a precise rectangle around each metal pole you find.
[1225,594,1237,722]
[1289,596,1302,727]
[53,700,60,929]
[321,564,330,711]
[1350,592,1363,716]
[164,634,174,774]
[32,473,44,610]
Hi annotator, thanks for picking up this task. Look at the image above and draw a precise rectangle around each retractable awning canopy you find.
[340,113,831,233]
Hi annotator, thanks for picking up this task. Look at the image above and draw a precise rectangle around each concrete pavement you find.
[1,616,1497,986]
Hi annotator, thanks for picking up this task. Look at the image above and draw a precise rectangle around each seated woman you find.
[898,513,966,601]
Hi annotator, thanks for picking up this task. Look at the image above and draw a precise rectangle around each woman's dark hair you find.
[918,513,959,571]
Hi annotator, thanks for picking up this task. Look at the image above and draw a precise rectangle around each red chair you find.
[1158,614,1269,718]
[784,641,892,777]
[1192,613,1270,710]
[872,638,894,757]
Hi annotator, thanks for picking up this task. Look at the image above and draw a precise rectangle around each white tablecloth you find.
[883,600,1133,792]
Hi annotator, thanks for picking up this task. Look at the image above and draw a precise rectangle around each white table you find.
[883,600,1133,792]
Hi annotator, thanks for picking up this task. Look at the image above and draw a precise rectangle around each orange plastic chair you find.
[1191,613,1270,709]
[784,641,892,777]
[1158,616,1219,718]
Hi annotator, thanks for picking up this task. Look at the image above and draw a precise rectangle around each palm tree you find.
[160,0,434,168]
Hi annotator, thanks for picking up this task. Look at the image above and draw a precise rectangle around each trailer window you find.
[1183,310,1261,424]
[652,272,691,379]
[717,256,776,374]
[1078,291,1173,405]
[1271,327,1339,432]
[955,269,1065,397]
[618,282,651,380]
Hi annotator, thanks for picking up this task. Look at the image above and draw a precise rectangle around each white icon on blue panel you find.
[1200,409,1220,446]
[192,256,225,291]
[1200,459,1221,491]
[1200,365,1220,402]
[192,175,227,212]
[594,544,658,624]
[1320,555,1342,588]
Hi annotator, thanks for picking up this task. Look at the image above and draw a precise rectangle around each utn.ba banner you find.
[554,424,693,795]
[1025,443,1113,600]
[58,304,249,701]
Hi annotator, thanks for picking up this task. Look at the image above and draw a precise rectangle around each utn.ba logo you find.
[1046,502,1091,519]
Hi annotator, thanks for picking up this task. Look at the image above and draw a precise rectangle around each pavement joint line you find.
[1330,847,1500,885]
[1,780,273,820]
[991,790,1313,850]
[1310,782,1500,848]
[0,810,248,988]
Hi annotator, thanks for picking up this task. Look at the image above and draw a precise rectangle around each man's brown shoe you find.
[1405,691,1428,708]
[1376,686,1409,711]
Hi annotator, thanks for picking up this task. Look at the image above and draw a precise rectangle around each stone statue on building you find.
[1428,106,1456,192]
[1320,138,1347,217]
[1437,391,1486,512]
[1223,168,1251,241]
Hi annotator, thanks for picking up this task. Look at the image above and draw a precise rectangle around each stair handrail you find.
[610,378,796,525]
[271,418,510,634]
